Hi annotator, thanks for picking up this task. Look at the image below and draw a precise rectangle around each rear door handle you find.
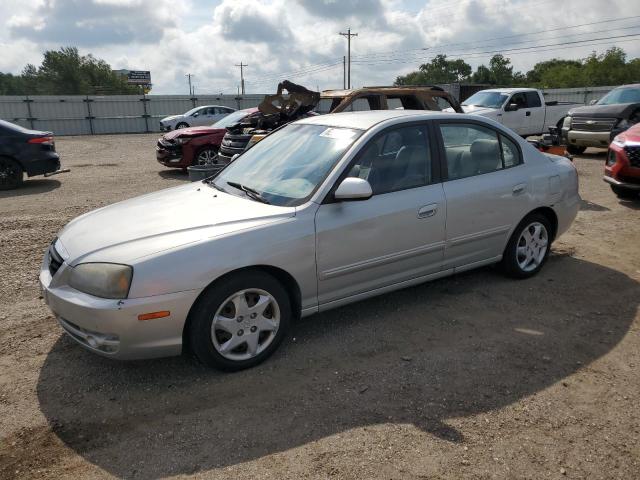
[418,204,438,218]
[512,183,527,195]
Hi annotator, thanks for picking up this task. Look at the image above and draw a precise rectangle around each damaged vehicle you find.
[562,84,640,154]
[217,82,463,164]
[156,108,260,169]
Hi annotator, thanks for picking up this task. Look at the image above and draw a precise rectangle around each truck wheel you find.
[566,145,586,155]
[611,185,638,200]
[0,156,23,190]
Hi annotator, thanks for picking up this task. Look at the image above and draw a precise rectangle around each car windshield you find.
[462,92,509,109]
[184,106,204,116]
[211,110,250,128]
[597,87,640,105]
[213,123,363,207]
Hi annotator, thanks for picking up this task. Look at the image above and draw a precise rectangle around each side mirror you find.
[504,103,519,112]
[334,177,373,201]
[589,99,598,105]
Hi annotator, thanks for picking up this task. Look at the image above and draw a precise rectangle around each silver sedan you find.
[40,111,580,370]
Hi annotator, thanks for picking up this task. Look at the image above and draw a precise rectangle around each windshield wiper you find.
[226,181,271,204]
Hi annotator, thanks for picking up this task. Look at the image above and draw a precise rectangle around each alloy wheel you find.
[516,222,549,272]
[196,148,218,166]
[210,289,280,361]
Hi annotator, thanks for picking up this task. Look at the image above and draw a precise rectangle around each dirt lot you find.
[0,134,638,479]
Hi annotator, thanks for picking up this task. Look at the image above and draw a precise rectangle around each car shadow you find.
[580,199,610,211]
[33,255,638,478]
[0,178,60,198]
[157,169,188,181]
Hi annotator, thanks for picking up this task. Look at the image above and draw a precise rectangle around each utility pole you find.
[339,29,358,89]
[185,73,194,96]
[235,62,248,95]
[343,56,346,89]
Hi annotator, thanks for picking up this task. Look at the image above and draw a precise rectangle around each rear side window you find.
[500,134,522,167]
[440,123,502,180]
[525,92,542,108]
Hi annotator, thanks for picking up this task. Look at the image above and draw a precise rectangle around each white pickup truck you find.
[459,88,580,137]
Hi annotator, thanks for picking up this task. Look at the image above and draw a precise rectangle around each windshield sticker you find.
[319,128,359,140]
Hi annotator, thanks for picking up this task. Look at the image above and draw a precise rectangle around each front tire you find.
[501,214,552,279]
[566,145,586,155]
[0,156,23,190]
[188,271,292,371]
[175,122,189,129]
[611,185,638,199]
[194,146,220,166]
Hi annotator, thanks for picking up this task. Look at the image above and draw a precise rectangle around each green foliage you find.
[394,48,639,89]
[0,47,140,95]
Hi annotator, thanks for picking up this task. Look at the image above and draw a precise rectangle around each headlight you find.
[175,137,191,145]
[616,119,630,131]
[606,150,618,166]
[562,116,572,128]
[69,263,133,299]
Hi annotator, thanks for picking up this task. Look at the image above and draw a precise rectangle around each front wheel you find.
[0,156,23,190]
[194,146,219,166]
[188,271,292,371]
[175,122,189,129]
[611,185,638,199]
[501,214,552,279]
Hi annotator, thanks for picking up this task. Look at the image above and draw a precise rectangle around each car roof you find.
[295,110,471,130]
[478,88,538,93]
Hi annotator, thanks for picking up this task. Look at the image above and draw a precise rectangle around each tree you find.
[395,54,471,85]
[0,47,139,95]
[488,54,514,85]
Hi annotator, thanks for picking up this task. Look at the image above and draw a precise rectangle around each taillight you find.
[28,136,54,145]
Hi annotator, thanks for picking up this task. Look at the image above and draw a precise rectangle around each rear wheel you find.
[0,156,23,190]
[611,185,638,199]
[501,214,552,279]
[566,145,586,155]
[188,271,292,371]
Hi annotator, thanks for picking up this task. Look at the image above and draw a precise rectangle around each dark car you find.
[0,119,64,190]
[562,84,640,154]
[156,108,259,169]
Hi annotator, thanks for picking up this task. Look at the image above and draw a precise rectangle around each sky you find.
[1,0,639,95]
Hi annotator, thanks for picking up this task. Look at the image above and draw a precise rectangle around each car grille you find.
[571,117,617,132]
[218,132,254,162]
[624,146,640,168]
[48,241,63,277]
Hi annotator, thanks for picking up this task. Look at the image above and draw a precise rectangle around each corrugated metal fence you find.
[0,86,618,136]
[0,94,265,136]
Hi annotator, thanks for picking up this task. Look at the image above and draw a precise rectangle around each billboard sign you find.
[126,70,151,85]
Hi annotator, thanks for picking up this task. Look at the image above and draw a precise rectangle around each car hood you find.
[163,126,225,140]
[568,103,639,118]
[461,105,498,115]
[613,123,640,143]
[161,115,182,122]
[57,183,295,265]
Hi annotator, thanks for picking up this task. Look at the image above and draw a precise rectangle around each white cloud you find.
[0,0,638,94]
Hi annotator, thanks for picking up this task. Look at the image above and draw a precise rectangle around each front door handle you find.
[525,111,531,117]
[418,204,438,218]
[512,183,527,195]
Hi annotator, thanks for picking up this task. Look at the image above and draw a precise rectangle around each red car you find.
[605,123,640,199]
[156,108,259,169]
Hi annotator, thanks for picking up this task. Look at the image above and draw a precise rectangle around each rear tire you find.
[0,156,23,190]
[611,185,638,199]
[566,145,586,155]
[501,213,552,279]
[188,271,292,371]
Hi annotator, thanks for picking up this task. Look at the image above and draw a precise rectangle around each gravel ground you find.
[0,134,639,479]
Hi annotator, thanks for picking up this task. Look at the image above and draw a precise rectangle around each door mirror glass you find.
[505,103,519,112]
[589,99,598,105]
[334,177,373,201]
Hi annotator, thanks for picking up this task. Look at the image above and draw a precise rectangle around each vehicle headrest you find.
[470,139,499,156]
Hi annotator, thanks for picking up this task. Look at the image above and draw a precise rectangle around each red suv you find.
[605,122,640,199]
[156,108,259,169]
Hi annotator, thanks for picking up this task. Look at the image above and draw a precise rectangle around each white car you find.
[159,105,235,131]
[460,88,580,137]
[40,110,579,371]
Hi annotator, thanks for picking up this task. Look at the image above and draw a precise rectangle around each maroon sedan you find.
[156,108,259,169]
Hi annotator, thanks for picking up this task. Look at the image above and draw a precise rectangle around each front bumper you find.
[567,130,611,148]
[40,255,201,360]
[603,174,640,190]
[156,141,184,167]
[159,123,172,132]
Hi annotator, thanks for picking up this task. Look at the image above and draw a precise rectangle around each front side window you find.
[509,93,527,109]
[213,124,363,206]
[347,125,431,195]
[440,123,521,179]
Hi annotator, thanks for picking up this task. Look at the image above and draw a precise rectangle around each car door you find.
[524,91,545,135]
[502,92,529,135]
[437,121,532,270]
[315,122,446,306]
